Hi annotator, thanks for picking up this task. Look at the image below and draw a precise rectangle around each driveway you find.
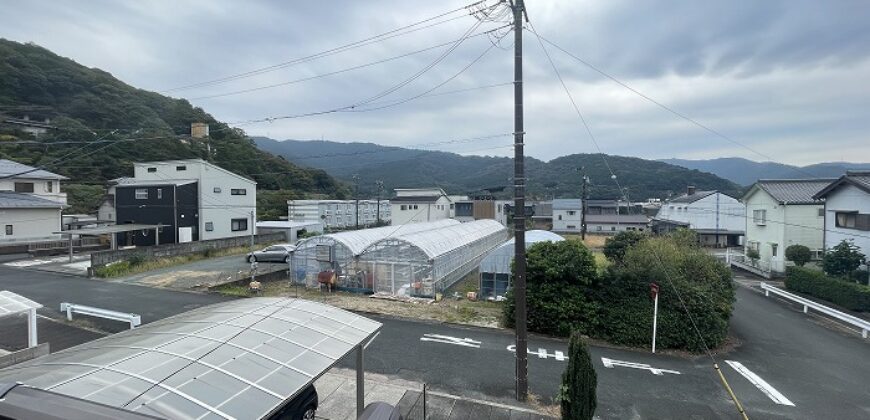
[106,254,289,290]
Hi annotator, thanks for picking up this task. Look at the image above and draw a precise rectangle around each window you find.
[567,225,576,229]
[46,181,53,192]
[558,215,563,221]
[567,211,576,216]
[771,243,778,257]
[231,189,246,195]
[231,218,248,232]
[818,208,825,217]
[753,209,767,225]
[413,204,418,210]
[176,165,187,171]
[497,204,502,212]
[213,187,221,193]
[205,222,214,232]
[596,226,602,231]
[147,167,157,173]
[611,226,616,231]
[14,182,34,193]
[157,188,163,199]
[5,225,12,235]
[835,212,870,231]
[135,188,148,200]
[450,204,455,210]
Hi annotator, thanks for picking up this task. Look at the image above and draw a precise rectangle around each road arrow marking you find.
[507,345,569,361]
[420,334,481,348]
[601,357,681,375]
[725,360,795,406]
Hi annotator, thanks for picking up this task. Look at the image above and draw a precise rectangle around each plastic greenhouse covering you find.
[478,230,564,300]
[358,219,508,297]
[291,219,459,290]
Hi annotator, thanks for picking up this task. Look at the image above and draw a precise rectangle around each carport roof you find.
[0,291,42,318]
[0,298,382,420]
[53,224,162,236]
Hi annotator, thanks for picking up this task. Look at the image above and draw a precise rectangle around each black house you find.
[115,181,199,246]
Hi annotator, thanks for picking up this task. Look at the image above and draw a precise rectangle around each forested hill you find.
[255,137,743,200]
[0,39,348,211]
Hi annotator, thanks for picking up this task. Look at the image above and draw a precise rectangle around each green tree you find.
[746,248,760,264]
[560,331,597,420]
[504,240,598,336]
[785,244,812,267]
[603,230,646,263]
[822,240,866,281]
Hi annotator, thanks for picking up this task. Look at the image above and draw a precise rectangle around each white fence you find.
[760,282,869,338]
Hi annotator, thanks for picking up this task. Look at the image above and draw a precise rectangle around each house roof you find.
[746,179,835,205]
[669,191,716,203]
[0,191,65,209]
[390,195,443,203]
[115,179,197,187]
[552,199,582,210]
[813,171,870,199]
[585,214,649,224]
[0,159,67,180]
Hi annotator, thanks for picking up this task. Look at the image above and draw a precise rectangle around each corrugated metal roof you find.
[480,230,564,274]
[754,179,834,204]
[669,191,715,203]
[552,199,582,210]
[0,298,381,420]
[0,191,65,209]
[388,219,507,259]
[0,159,67,180]
[585,214,649,224]
[389,195,442,203]
[295,219,459,256]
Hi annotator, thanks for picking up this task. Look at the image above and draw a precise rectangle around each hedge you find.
[785,266,870,312]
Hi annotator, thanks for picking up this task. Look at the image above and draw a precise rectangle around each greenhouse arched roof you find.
[296,219,459,256]
[480,230,564,274]
[378,219,507,259]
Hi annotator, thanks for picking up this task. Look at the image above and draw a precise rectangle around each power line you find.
[161,1,491,93]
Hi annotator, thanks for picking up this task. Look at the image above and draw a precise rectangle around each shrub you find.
[785,244,812,267]
[746,248,760,261]
[127,253,148,267]
[785,266,870,311]
[560,332,597,420]
[822,240,866,281]
[93,261,131,278]
[504,241,598,336]
[603,231,646,264]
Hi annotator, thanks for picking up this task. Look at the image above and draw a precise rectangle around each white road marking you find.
[725,360,795,406]
[507,345,569,361]
[420,334,481,348]
[601,357,681,375]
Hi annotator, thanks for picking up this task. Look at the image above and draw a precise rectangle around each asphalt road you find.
[2,260,868,419]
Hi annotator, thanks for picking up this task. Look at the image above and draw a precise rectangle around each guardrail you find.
[760,282,869,338]
[60,303,141,329]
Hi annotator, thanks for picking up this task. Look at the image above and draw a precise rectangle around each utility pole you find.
[353,174,360,229]
[375,180,384,226]
[510,0,529,402]
[578,167,588,240]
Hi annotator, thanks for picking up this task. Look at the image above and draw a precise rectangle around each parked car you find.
[247,244,296,263]
[266,384,318,420]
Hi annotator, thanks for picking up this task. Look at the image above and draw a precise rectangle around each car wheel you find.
[284,255,290,263]
[248,255,257,263]
[301,405,316,420]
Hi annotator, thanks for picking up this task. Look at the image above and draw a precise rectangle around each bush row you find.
[785,266,870,312]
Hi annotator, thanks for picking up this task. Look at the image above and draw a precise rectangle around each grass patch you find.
[563,234,608,249]
[93,245,265,278]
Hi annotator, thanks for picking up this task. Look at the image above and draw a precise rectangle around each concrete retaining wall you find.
[91,232,285,268]
[0,343,49,369]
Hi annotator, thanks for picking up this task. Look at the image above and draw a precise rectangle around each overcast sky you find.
[2,0,869,165]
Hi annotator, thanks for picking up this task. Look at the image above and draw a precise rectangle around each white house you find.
[287,199,390,229]
[0,159,67,243]
[390,188,452,226]
[741,179,834,274]
[552,199,583,232]
[653,186,745,247]
[256,220,323,243]
[113,159,256,245]
[586,214,649,234]
[813,171,870,256]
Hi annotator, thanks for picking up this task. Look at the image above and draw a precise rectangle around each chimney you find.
[687,185,696,196]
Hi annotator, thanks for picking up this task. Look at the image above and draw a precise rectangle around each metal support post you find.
[27,308,37,348]
[652,292,659,354]
[68,234,74,263]
[356,343,365,418]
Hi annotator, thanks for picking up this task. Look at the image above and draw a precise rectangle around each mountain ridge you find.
[660,157,870,185]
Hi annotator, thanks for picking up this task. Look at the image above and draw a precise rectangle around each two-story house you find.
[0,159,67,244]
[552,199,583,232]
[287,199,391,229]
[813,171,870,256]
[653,186,745,247]
[741,179,834,275]
[390,188,452,226]
[113,159,256,246]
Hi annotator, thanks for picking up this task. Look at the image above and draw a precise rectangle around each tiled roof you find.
[754,179,835,204]
[669,191,715,203]
[813,171,870,199]
[0,159,67,180]
[0,191,65,208]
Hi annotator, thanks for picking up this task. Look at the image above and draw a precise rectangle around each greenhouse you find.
[358,219,508,297]
[478,230,564,300]
[291,219,459,291]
